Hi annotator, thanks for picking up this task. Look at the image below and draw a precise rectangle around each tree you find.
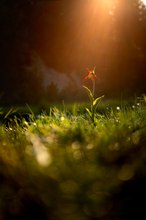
[0,0,46,104]
[46,82,59,103]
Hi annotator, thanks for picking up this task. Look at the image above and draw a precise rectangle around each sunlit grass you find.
[0,98,146,219]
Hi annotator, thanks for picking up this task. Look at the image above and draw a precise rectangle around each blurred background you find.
[0,0,146,105]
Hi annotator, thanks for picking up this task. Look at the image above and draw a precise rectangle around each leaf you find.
[93,95,104,107]
[4,108,15,119]
[83,85,94,102]
[26,104,35,120]
[85,107,92,117]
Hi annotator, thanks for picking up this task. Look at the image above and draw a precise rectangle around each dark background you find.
[0,0,146,104]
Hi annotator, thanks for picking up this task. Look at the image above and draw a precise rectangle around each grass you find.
[0,98,146,220]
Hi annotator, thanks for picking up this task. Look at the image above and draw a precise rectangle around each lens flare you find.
[141,0,146,5]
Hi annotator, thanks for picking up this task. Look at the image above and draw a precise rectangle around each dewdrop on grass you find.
[116,106,120,111]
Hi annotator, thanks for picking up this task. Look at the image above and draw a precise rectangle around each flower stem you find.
[92,80,95,98]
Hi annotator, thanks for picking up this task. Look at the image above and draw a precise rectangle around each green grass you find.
[0,99,146,220]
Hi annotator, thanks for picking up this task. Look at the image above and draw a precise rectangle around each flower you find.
[84,67,96,81]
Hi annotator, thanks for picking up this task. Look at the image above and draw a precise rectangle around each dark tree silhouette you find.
[0,0,48,104]
[46,82,59,103]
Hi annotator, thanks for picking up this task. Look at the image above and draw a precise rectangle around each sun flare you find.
[141,0,146,5]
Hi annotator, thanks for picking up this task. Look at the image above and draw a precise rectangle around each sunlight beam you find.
[141,0,146,5]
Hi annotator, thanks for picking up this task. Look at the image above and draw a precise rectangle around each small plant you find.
[143,94,146,103]
[83,67,104,123]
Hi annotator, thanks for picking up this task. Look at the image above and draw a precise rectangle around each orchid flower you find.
[84,67,96,81]
[83,66,104,124]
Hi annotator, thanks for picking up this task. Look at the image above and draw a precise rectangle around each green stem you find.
[92,79,95,98]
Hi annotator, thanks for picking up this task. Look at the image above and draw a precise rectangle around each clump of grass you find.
[0,98,146,219]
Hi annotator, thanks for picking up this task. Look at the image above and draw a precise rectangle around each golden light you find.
[61,0,114,67]
[36,0,115,70]
[141,0,146,5]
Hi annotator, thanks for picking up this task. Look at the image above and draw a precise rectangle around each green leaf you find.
[93,95,104,107]
[4,108,15,119]
[85,107,92,117]
[83,85,94,102]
